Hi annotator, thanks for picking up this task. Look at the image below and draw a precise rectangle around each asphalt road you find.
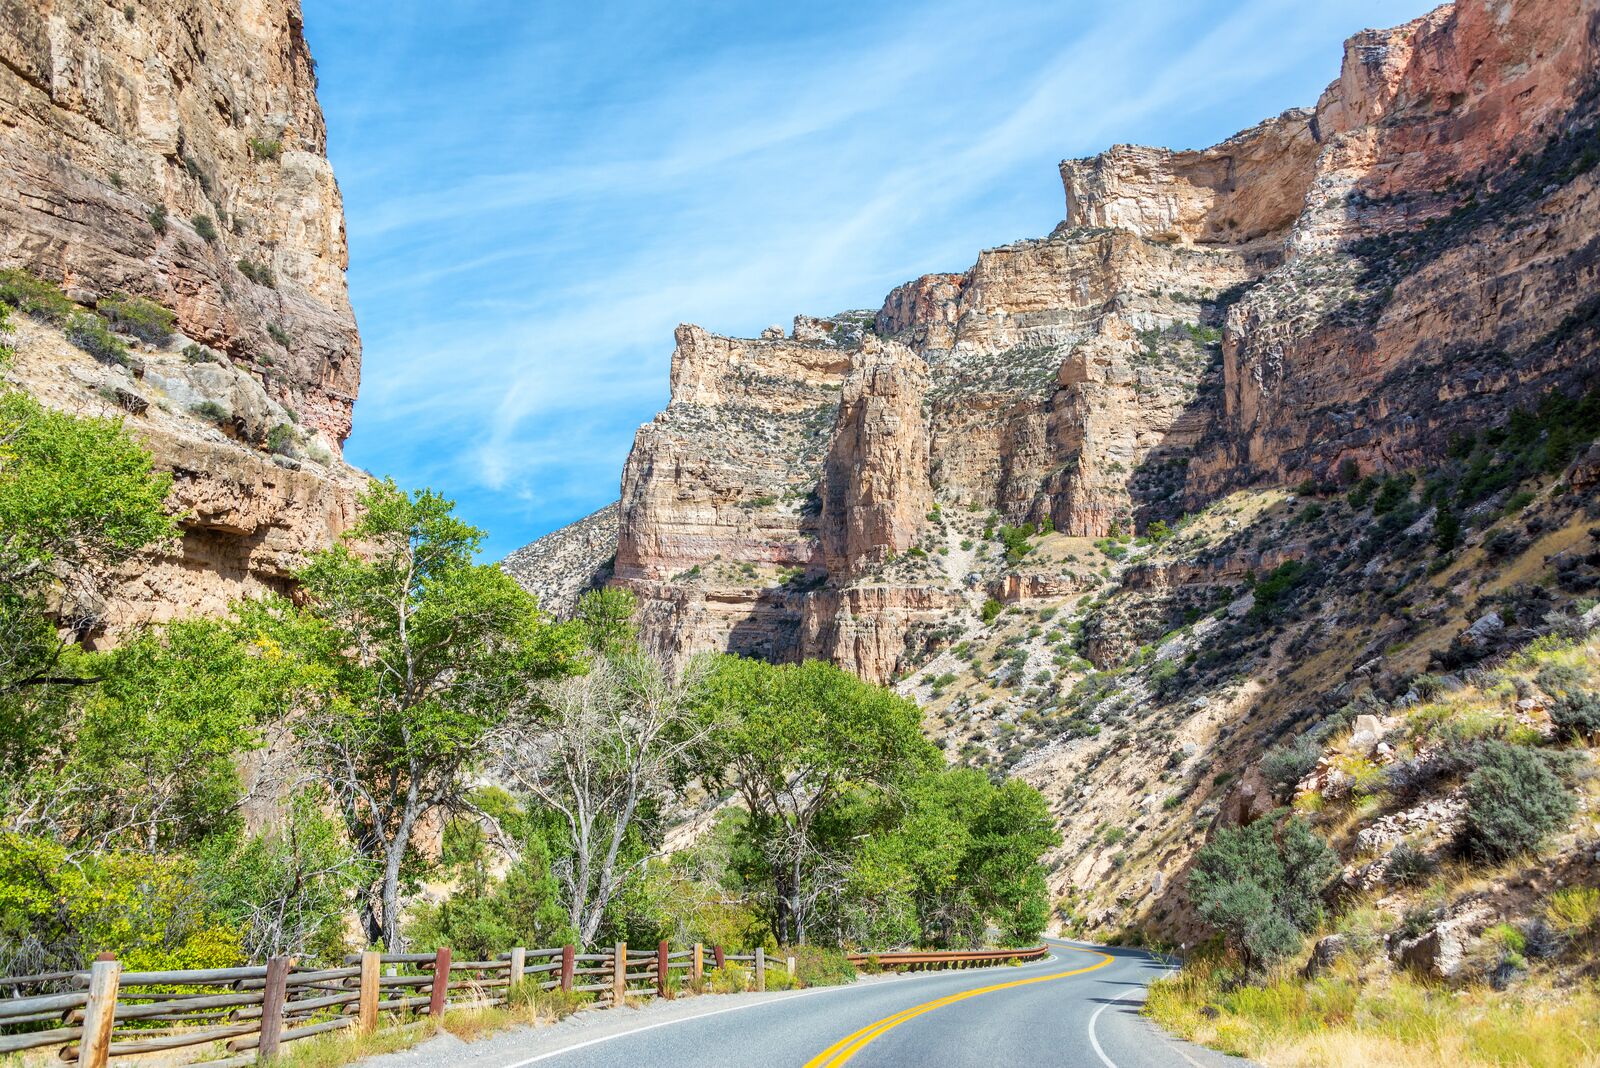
[387,941,1250,1068]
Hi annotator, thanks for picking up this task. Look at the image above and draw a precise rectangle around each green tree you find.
[0,385,175,775]
[696,657,937,944]
[264,480,580,949]
[200,794,369,963]
[1187,814,1337,971]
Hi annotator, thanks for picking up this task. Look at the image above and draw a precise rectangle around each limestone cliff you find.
[510,0,1600,689]
[0,0,363,632]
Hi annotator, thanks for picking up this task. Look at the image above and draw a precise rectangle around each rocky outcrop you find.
[500,502,619,617]
[0,0,363,633]
[511,0,1600,686]
[820,339,931,576]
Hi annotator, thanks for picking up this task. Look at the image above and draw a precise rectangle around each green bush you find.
[1460,742,1576,862]
[1549,691,1600,743]
[706,963,752,993]
[183,343,220,364]
[1188,814,1337,972]
[190,400,230,425]
[0,267,74,322]
[784,944,857,987]
[246,136,282,162]
[267,322,291,348]
[237,258,275,288]
[266,423,298,456]
[66,311,131,365]
[98,292,176,344]
[192,213,219,242]
[981,598,1004,624]
[148,205,168,233]
[1260,737,1321,794]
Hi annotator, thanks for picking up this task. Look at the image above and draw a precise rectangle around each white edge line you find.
[1087,984,1144,1068]
[499,950,1062,1067]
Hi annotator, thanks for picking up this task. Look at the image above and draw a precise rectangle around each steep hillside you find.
[512,0,1600,690]
[0,0,364,632]
[504,0,1600,995]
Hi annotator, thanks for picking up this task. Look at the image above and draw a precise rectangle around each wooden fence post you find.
[692,943,703,989]
[560,944,575,995]
[80,954,120,1068]
[612,943,626,1007]
[509,947,525,998]
[358,950,380,1034]
[428,947,451,1018]
[656,941,669,998]
[786,956,796,981]
[755,947,765,992]
[257,955,292,1061]
[713,944,725,971]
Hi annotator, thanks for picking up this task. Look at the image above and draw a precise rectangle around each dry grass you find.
[1146,957,1600,1067]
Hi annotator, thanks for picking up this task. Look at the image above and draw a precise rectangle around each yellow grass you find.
[1145,957,1600,1068]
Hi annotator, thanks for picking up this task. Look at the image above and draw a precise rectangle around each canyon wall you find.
[510,0,1600,684]
[0,0,364,632]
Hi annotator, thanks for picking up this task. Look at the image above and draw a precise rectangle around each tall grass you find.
[1146,956,1600,1067]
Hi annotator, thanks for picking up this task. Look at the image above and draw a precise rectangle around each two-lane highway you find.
[406,941,1248,1068]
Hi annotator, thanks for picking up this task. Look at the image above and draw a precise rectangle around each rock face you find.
[509,0,1600,684]
[500,503,619,616]
[0,0,363,632]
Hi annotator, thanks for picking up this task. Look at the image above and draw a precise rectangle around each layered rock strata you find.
[511,0,1600,684]
[0,0,364,632]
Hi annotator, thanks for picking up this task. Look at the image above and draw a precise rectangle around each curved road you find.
[399,942,1249,1068]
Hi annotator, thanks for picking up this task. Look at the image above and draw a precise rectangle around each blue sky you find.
[303,0,1436,561]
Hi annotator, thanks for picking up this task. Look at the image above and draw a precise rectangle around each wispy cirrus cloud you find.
[303,0,1436,558]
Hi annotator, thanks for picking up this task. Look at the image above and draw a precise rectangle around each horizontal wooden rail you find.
[4,938,1021,1065]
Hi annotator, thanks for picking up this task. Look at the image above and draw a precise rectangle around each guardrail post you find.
[693,943,703,988]
[656,940,669,998]
[509,946,525,999]
[612,942,626,1006]
[786,955,796,981]
[81,953,120,1068]
[754,947,765,992]
[713,944,725,971]
[560,944,575,994]
[428,947,451,1018]
[358,950,380,1034]
[257,955,292,1061]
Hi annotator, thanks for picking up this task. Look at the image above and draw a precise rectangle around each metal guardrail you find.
[845,946,1049,969]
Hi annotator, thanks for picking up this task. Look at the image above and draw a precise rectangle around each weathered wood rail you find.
[0,942,1040,1065]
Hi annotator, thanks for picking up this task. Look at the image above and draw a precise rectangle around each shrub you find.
[237,258,275,287]
[1260,737,1321,795]
[192,213,219,242]
[1187,814,1337,971]
[1549,691,1600,743]
[0,267,74,322]
[190,401,230,425]
[1146,519,1173,542]
[1460,742,1576,862]
[981,598,1004,624]
[1249,560,1310,620]
[246,136,283,162]
[98,292,176,343]
[148,205,168,233]
[66,311,130,365]
[784,945,857,988]
[1546,886,1600,936]
[266,423,298,456]
[183,343,220,364]
[706,963,752,994]
[267,322,291,348]
[1384,842,1436,886]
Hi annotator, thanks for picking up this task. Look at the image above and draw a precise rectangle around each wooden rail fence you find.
[0,943,1044,1066]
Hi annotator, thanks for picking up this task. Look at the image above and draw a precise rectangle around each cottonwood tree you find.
[492,595,712,944]
[266,480,579,950]
[0,377,175,781]
[695,656,936,944]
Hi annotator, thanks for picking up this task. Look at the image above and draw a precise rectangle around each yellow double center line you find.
[803,946,1113,1067]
